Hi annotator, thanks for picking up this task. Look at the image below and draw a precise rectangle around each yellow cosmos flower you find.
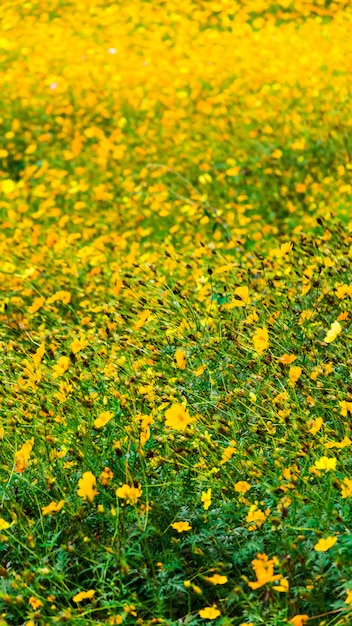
[234,481,251,494]
[175,348,186,369]
[94,411,114,429]
[253,327,269,354]
[341,477,352,498]
[116,484,142,504]
[314,456,336,472]
[198,606,221,619]
[204,574,228,585]
[73,589,95,603]
[289,616,309,626]
[323,320,341,343]
[171,521,192,533]
[201,488,212,511]
[164,403,192,431]
[41,500,65,516]
[314,536,337,552]
[77,471,98,502]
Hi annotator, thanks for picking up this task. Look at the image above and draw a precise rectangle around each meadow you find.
[1,0,352,624]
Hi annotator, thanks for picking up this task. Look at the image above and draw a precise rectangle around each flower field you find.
[2,1,352,624]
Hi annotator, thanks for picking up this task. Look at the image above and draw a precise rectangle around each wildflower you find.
[73,589,95,603]
[253,327,269,354]
[234,481,251,494]
[323,320,341,343]
[175,348,186,369]
[289,616,309,626]
[29,597,43,610]
[345,590,352,605]
[278,354,297,364]
[41,500,65,515]
[314,456,336,472]
[248,553,281,589]
[288,365,302,386]
[233,285,250,307]
[0,518,11,531]
[77,472,98,502]
[198,606,221,619]
[309,417,323,435]
[204,574,228,585]
[52,355,70,378]
[116,484,142,504]
[171,521,192,533]
[70,336,88,354]
[164,403,192,431]
[341,477,352,498]
[220,443,236,465]
[94,411,114,429]
[201,488,212,510]
[273,578,289,592]
[14,438,34,473]
[100,467,114,486]
[314,536,337,552]
[246,504,269,529]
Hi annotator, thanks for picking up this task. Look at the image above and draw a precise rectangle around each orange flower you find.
[289,616,309,626]
[248,553,280,589]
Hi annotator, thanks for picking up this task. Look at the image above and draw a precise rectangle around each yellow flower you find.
[233,285,250,307]
[234,481,251,494]
[116,484,142,504]
[29,597,43,610]
[164,403,192,431]
[289,616,309,626]
[77,472,98,502]
[341,477,352,498]
[171,521,192,533]
[277,354,297,364]
[220,444,236,465]
[201,488,212,511]
[175,348,186,369]
[253,327,269,354]
[41,500,65,516]
[198,606,221,619]
[314,456,336,472]
[323,320,341,343]
[0,518,11,531]
[73,589,95,603]
[309,417,323,435]
[345,589,352,605]
[248,553,281,589]
[204,574,228,585]
[314,536,337,552]
[70,336,88,354]
[52,356,70,379]
[2,178,16,194]
[246,504,269,529]
[94,411,114,429]
[273,578,289,592]
[14,438,34,473]
[288,365,302,386]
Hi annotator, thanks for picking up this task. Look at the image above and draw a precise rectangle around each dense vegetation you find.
[1,1,352,624]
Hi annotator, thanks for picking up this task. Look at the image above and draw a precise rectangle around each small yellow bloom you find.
[77,472,98,502]
[289,616,309,626]
[201,488,212,511]
[273,578,289,592]
[175,349,186,369]
[345,589,352,605]
[288,365,302,386]
[41,500,65,516]
[309,417,323,435]
[253,327,269,354]
[73,589,95,603]
[205,574,228,585]
[198,606,221,619]
[29,597,43,610]
[314,456,336,472]
[164,403,192,431]
[52,356,70,379]
[0,518,11,531]
[116,484,142,504]
[234,481,251,494]
[94,411,114,429]
[341,477,352,498]
[314,536,337,552]
[171,521,192,533]
[323,320,341,343]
